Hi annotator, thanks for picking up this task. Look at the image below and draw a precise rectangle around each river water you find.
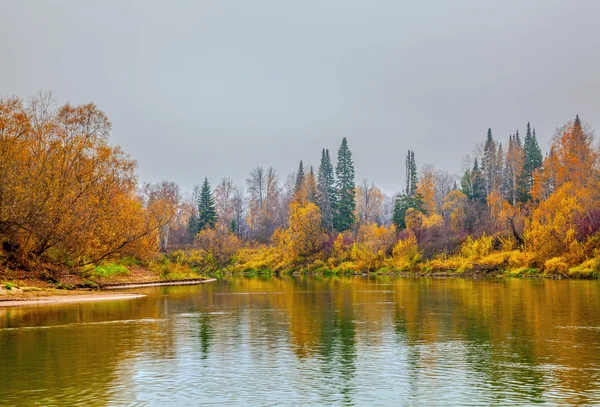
[1,276,599,406]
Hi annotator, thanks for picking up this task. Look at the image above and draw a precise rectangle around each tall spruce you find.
[521,122,543,201]
[481,128,497,196]
[305,166,318,204]
[294,160,305,196]
[317,148,336,230]
[405,150,418,196]
[333,137,356,231]
[462,158,486,202]
[393,150,425,229]
[197,177,218,231]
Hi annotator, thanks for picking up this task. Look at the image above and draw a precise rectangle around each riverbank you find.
[0,292,145,307]
[0,264,214,302]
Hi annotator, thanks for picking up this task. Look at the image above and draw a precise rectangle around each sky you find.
[1,0,599,194]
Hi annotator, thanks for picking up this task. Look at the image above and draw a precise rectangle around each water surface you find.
[1,276,599,406]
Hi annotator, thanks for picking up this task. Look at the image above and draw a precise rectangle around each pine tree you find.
[405,150,418,195]
[393,150,425,229]
[481,128,497,196]
[333,137,356,231]
[317,148,335,231]
[521,122,543,201]
[197,177,218,231]
[187,213,199,240]
[305,166,318,204]
[462,158,485,202]
[294,160,305,196]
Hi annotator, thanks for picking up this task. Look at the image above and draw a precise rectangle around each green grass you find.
[4,282,17,290]
[93,263,130,277]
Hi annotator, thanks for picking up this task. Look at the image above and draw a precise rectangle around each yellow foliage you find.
[544,257,570,275]
[422,213,443,229]
[391,235,421,271]
[0,94,169,267]
[524,182,586,262]
[442,190,467,231]
[287,202,325,257]
[460,235,494,259]
[197,225,242,265]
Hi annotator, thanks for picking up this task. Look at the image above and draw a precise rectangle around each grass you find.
[93,263,131,277]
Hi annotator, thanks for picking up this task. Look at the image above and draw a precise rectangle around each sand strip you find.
[0,293,145,307]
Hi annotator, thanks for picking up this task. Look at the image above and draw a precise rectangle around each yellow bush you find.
[460,235,494,259]
[544,257,570,275]
[391,235,421,271]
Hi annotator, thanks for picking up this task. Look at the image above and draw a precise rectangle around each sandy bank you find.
[102,278,217,290]
[0,293,145,307]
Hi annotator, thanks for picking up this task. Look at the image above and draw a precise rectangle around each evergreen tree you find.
[393,150,425,229]
[294,160,305,196]
[481,128,497,196]
[197,177,218,231]
[462,158,486,202]
[187,213,199,240]
[333,137,356,232]
[405,150,418,195]
[304,166,318,204]
[392,193,424,229]
[521,122,543,201]
[317,148,335,231]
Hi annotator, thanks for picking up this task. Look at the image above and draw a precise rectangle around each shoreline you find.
[0,278,218,306]
[0,292,145,308]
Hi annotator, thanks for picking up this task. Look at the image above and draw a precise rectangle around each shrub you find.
[460,235,494,259]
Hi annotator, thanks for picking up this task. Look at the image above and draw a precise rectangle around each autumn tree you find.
[333,137,356,232]
[246,166,280,241]
[141,181,181,251]
[0,93,170,266]
[504,133,525,205]
[214,177,235,229]
[417,164,437,214]
[286,202,325,257]
[356,179,384,225]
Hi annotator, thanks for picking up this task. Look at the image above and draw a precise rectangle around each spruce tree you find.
[317,149,335,231]
[521,123,543,201]
[333,137,356,231]
[393,150,425,229]
[304,166,318,204]
[481,128,497,196]
[187,213,199,240]
[295,160,305,196]
[197,178,218,231]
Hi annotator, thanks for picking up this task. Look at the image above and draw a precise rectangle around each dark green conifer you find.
[295,160,305,195]
[521,122,543,201]
[197,178,218,231]
[333,138,356,232]
[317,149,336,230]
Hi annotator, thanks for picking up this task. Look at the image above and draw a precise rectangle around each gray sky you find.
[2,0,599,194]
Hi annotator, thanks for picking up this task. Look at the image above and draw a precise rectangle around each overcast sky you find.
[2,0,599,193]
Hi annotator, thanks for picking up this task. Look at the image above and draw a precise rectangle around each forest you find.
[1,93,599,279]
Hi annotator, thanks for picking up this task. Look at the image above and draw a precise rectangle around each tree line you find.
[1,92,599,277]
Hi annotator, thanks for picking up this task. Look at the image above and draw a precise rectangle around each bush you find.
[460,235,494,259]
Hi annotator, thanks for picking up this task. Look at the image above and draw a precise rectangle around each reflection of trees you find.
[1,277,599,405]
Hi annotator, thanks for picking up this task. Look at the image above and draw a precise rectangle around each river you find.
[1,276,599,406]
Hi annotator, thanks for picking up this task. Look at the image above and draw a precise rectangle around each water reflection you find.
[1,276,599,406]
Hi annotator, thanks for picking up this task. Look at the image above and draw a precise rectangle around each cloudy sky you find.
[1,0,599,193]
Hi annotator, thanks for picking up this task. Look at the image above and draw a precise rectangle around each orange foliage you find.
[0,93,173,266]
